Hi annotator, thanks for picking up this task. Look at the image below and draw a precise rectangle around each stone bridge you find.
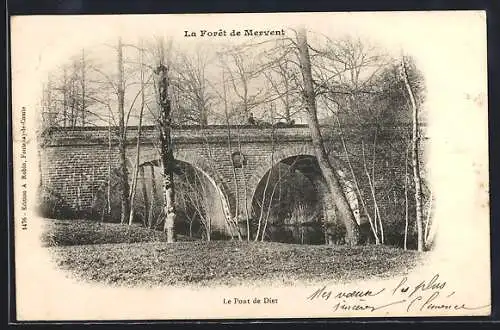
[39,124,413,241]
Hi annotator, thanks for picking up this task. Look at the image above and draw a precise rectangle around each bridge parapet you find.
[40,125,315,146]
[39,123,421,147]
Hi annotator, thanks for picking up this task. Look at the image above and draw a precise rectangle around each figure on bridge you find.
[248,112,296,127]
[248,113,256,125]
[274,119,296,128]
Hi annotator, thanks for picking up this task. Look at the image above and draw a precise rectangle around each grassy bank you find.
[43,218,423,287]
[41,218,195,247]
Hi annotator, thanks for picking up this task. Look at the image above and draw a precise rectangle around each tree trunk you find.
[362,140,384,243]
[81,48,86,126]
[128,47,146,226]
[140,166,149,226]
[259,103,276,241]
[156,64,176,243]
[149,163,157,229]
[296,28,360,246]
[404,142,410,250]
[63,68,68,127]
[128,106,143,225]
[107,113,112,218]
[425,192,437,250]
[335,115,378,244]
[235,125,251,240]
[284,68,291,124]
[401,57,424,252]
[200,105,208,127]
[117,37,130,225]
[222,69,242,239]
[424,190,434,249]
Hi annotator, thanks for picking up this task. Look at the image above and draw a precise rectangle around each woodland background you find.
[37,29,433,251]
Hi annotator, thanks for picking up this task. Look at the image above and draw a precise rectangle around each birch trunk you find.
[401,57,424,252]
[404,143,410,250]
[156,64,176,243]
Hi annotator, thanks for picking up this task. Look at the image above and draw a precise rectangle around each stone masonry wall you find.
[39,124,426,223]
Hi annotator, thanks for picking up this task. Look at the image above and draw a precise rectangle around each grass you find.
[41,218,195,247]
[43,218,424,287]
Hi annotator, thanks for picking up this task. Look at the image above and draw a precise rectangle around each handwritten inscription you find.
[393,274,446,297]
[307,274,489,314]
[308,286,385,301]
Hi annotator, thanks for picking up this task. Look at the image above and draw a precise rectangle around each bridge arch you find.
[247,146,362,244]
[137,149,234,210]
[246,144,317,199]
[135,151,237,239]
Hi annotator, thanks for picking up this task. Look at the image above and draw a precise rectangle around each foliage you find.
[37,187,77,220]
[90,167,125,222]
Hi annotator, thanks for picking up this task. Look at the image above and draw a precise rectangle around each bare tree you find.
[261,41,302,124]
[128,43,148,225]
[219,48,270,123]
[79,49,87,126]
[176,168,214,240]
[155,61,176,242]
[296,28,360,246]
[404,142,410,250]
[314,36,390,244]
[114,38,131,224]
[41,49,98,128]
[254,103,276,241]
[86,39,148,224]
[400,56,424,251]
[40,76,57,129]
[171,47,215,126]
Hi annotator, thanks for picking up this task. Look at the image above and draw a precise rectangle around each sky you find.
[11,11,487,127]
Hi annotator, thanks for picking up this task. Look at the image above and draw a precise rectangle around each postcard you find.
[10,11,489,320]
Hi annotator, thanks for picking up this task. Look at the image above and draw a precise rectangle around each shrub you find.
[36,187,76,219]
[90,168,124,222]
